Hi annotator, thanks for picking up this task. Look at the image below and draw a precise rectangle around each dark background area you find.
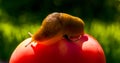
[0,0,118,23]
[0,0,120,63]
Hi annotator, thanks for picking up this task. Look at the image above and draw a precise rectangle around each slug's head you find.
[32,12,63,42]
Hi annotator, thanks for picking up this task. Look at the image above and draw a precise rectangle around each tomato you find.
[9,34,106,63]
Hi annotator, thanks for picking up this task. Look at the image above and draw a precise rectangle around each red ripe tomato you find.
[9,34,106,63]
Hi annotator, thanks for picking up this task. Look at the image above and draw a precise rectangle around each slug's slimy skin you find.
[32,13,63,42]
[59,13,85,39]
[25,12,85,47]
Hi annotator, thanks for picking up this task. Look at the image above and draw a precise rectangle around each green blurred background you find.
[0,0,120,63]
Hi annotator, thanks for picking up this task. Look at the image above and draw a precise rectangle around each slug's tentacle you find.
[25,32,33,47]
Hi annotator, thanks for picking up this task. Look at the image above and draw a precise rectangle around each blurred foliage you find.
[0,0,120,63]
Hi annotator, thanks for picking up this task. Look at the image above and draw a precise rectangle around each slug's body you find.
[25,12,84,47]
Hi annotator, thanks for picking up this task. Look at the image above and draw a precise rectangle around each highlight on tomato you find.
[9,33,106,63]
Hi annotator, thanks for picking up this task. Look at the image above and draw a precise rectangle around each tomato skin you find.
[9,34,106,63]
